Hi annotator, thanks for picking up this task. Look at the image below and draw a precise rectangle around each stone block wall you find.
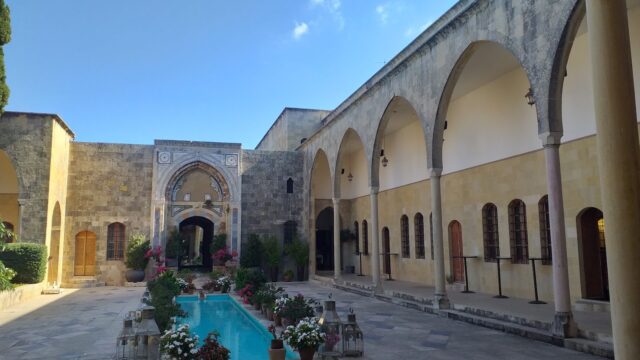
[63,142,154,285]
[240,150,303,272]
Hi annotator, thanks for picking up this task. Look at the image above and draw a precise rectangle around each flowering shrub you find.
[0,260,16,291]
[195,331,231,360]
[145,245,163,263]
[282,317,325,350]
[212,247,237,264]
[280,294,315,323]
[216,276,231,293]
[237,284,254,304]
[176,277,188,291]
[160,324,199,359]
[273,296,291,317]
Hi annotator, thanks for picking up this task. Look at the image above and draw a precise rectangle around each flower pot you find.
[270,267,279,282]
[271,339,283,349]
[298,347,316,360]
[125,269,145,282]
[296,266,305,281]
[266,308,274,321]
[269,347,286,360]
[274,315,282,327]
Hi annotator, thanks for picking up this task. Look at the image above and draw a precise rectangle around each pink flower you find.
[145,249,153,259]
[156,265,167,274]
[231,250,238,258]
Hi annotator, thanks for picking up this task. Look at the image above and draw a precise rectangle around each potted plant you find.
[196,331,231,360]
[282,317,326,360]
[268,325,286,360]
[212,247,237,267]
[263,235,281,282]
[285,237,309,281]
[217,276,231,293]
[282,269,294,282]
[280,294,314,326]
[159,324,199,358]
[273,295,290,326]
[124,234,150,282]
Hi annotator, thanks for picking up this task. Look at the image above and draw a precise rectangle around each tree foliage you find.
[0,0,10,113]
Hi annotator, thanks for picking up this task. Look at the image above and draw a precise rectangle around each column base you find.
[551,311,578,338]
[433,293,450,310]
[371,281,384,295]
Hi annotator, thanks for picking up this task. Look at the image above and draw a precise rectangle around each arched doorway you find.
[315,207,334,272]
[48,202,62,284]
[0,150,19,238]
[449,220,464,283]
[179,216,214,270]
[382,227,391,278]
[74,231,96,276]
[578,208,609,301]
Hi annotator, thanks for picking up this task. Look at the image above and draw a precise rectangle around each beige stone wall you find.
[64,143,154,286]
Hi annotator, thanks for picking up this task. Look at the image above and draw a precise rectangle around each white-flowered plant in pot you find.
[282,317,326,360]
[216,276,231,293]
[176,277,188,291]
[160,324,199,359]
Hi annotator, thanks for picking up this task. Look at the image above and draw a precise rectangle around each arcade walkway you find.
[314,274,612,358]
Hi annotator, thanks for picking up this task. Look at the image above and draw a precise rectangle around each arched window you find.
[286,178,294,194]
[508,200,529,264]
[283,221,297,246]
[362,220,369,255]
[482,203,499,262]
[107,222,126,260]
[1,221,14,243]
[400,215,410,258]
[538,195,552,265]
[429,212,434,260]
[354,221,360,254]
[414,213,425,259]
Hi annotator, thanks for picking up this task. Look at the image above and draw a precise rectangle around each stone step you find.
[61,277,106,288]
[574,298,610,313]
[451,304,552,331]
[577,327,613,345]
[564,338,614,359]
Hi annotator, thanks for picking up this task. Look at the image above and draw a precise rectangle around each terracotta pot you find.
[274,315,282,327]
[269,348,286,360]
[271,339,283,349]
[298,347,316,360]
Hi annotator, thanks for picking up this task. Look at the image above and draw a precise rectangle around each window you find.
[539,195,552,265]
[107,222,125,260]
[429,212,434,260]
[508,199,529,264]
[482,203,500,262]
[414,213,425,259]
[286,178,294,194]
[1,221,14,243]
[401,215,410,258]
[354,221,360,254]
[283,221,297,246]
[362,220,369,255]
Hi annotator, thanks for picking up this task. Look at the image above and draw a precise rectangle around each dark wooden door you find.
[75,231,96,276]
[580,208,609,300]
[382,227,391,275]
[449,221,464,283]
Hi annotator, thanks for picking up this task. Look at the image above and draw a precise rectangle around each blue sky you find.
[5,0,456,147]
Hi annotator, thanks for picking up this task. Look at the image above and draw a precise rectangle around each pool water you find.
[176,295,298,360]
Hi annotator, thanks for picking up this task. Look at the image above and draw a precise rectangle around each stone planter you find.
[125,269,145,283]
[269,340,285,360]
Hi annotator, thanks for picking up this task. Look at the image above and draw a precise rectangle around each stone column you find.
[17,198,26,240]
[332,198,341,280]
[430,169,449,309]
[542,138,578,338]
[370,187,382,292]
[586,1,640,358]
[309,198,317,278]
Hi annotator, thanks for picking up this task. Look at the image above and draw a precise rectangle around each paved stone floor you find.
[280,282,601,360]
[0,287,144,360]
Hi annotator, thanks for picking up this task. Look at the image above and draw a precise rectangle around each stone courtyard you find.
[0,283,601,360]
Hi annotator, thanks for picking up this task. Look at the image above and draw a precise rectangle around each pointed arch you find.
[309,148,332,200]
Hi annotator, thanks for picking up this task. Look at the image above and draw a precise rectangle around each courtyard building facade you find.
[1,0,639,357]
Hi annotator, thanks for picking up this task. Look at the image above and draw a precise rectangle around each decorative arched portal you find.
[448,220,463,283]
[74,231,96,276]
[179,216,214,270]
[315,207,334,272]
[165,161,231,256]
[48,202,62,284]
[0,150,19,238]
[577,207,609,301]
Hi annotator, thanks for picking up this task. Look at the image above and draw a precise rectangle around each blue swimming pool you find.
[176,295,298,360]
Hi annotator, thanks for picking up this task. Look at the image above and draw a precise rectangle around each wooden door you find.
[449,221,464,283]
[579,208,609,300]
[382,227,391,275]
[75,231,96,276]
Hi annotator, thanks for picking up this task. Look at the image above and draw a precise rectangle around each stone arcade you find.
[1,0,639,357]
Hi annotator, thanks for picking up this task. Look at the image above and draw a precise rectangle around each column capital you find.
[17,198,28,206]
[539,131,563,147]
[332,198,340,205]
[369,186,379,195]
[428,168,442,177]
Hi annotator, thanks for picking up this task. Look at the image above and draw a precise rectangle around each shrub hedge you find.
[0,243,48,284]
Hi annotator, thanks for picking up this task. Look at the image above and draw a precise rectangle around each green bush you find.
[285,237,309,267]
[234,267,267,290]
[211,233,227,253]
[240,234,264,268]
[165,229,182,259]
[125,234,150,270]
[146,271,185,332]
[263,235,280,268]
[0,260,15,291]
[0,243,47,283]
